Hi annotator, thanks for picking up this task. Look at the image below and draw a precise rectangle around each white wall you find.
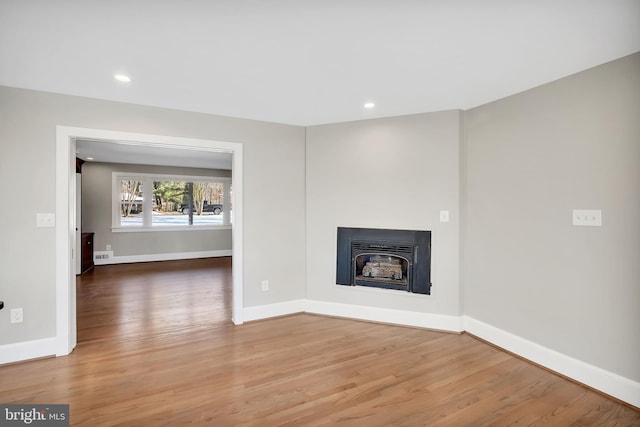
[0,86,306,346]
[82,162,232,257]
[305,111,462,316]
[463,52,640,382]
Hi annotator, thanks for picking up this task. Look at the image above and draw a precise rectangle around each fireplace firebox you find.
[336,227,431,294]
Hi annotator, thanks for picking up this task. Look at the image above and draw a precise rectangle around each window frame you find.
[111,172,232,232]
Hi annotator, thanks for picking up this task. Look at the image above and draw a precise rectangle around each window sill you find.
[111,225,232,233]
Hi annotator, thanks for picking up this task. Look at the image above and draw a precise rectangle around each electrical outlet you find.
[10,308,23,324]
[106,244,111,251]
[36,213,55,228]
[261,280,269,291]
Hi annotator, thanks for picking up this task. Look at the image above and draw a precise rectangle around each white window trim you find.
[112,171,232,232]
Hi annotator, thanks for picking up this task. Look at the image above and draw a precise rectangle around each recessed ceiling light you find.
[114,74,131,83]
[364,102,375,109]
[86,157,94,161]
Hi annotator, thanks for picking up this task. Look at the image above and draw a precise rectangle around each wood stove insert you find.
[336,227,431,294]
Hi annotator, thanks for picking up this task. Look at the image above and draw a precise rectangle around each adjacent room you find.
[0,1,638,424]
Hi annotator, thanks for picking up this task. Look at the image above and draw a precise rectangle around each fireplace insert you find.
[336,227,431,294]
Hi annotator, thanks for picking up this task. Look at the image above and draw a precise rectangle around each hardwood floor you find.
[75,257,232,344]
[0,258,638,426]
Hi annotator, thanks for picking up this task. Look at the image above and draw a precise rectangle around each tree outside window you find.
[113,173,231,230]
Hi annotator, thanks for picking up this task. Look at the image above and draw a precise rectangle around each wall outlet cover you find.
[36,213,55,228]
[10,308,23,323]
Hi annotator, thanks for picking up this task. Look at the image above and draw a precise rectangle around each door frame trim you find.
[55,126,244,355]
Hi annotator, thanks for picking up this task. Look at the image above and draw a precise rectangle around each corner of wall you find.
[458,109,467,317]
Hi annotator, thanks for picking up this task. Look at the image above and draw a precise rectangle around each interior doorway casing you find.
[55,126,244,356]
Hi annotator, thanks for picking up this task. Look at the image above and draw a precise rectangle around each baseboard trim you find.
[463,316,640,408]
[243,299,306,322]
[305,300,464,333]
[243,299,463,333]
[0,337,58,365]
[95,250,232,265]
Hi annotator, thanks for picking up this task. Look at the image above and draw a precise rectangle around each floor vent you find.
[94,251,114,263]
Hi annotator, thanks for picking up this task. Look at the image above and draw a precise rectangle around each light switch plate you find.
[439,210,450,222]
[572,209,602,227]
[36,213,55,228]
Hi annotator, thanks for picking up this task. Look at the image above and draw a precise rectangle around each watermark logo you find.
[1,405,69,426]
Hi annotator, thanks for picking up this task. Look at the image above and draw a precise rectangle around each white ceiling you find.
[75,139,232,169]
[1,0,639,128]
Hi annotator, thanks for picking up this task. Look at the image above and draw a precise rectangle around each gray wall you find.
[0,86,306,345]
[463,52,640,381]
[306,111,462,315]
[82,162,232,256]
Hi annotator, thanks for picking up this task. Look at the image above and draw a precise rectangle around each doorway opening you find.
[56,126,244,356]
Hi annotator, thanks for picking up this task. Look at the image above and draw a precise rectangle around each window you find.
[119,178,144,227]
[112,172,231,231]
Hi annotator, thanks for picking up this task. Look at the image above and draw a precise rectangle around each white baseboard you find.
[304,300,464,333]
[243,299,463,333]
[0,337,58,365]
[95,249,232,265]
[463,316,640,408]
[243,299,306,322]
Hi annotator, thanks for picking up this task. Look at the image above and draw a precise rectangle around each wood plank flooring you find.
[0,258,638,426]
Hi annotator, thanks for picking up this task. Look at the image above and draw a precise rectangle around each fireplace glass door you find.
[351,242,413,291]
[354,253,409,290]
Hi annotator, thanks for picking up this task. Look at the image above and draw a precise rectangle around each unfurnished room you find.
[0,1,639,425]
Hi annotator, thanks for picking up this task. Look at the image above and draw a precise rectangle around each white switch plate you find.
[36,213,55,228]
[261,280,269,291]
[439,210,450,222]
[572,209,602,227]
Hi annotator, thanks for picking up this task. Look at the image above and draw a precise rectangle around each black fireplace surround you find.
[336,227,431,294]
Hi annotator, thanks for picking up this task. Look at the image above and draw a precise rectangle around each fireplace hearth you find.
[336,227,431,294]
